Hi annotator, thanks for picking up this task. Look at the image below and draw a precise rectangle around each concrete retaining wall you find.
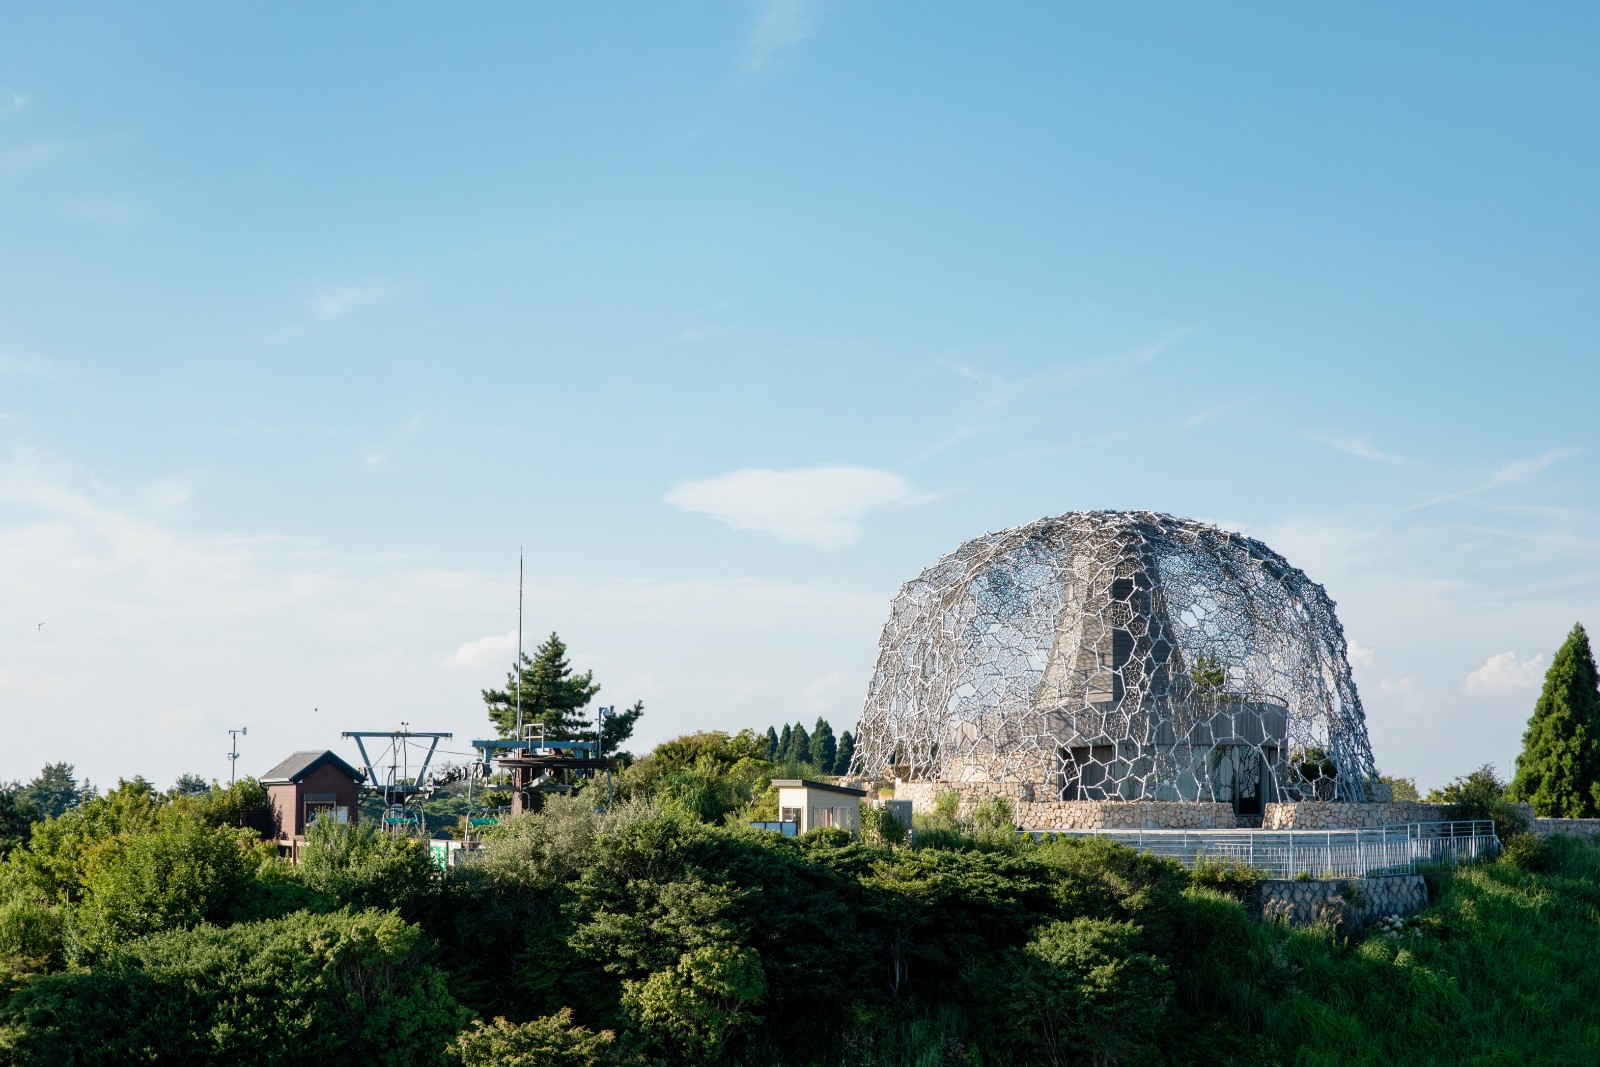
[1251,873,1428,930]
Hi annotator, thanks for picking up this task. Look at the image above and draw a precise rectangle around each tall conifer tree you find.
[481,632,602,740]
[835,730,856,776]
[787,722,811,765]
[777,724,792,763]
[763,726,780,762]
[1507,623,1600,817]
[809,718,837,774]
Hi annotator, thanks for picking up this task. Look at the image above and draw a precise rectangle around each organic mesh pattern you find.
[854,511,1380,805]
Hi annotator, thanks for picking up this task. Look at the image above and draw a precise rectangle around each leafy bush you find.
[453,1008,624,1067]
[1498,831,1547,872]
[0,908,466,1065]
[1189,855,1267,899]
[74,817,272,955]
[295,819,438,916]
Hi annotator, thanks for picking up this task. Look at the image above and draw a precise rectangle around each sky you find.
[2,3,1598,793]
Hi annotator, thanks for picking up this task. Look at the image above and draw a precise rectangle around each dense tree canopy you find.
[1508,623,1600,817]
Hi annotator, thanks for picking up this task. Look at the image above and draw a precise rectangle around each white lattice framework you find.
[853,511,1381,806]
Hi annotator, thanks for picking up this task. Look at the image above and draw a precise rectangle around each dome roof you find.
[853,511,1380,804]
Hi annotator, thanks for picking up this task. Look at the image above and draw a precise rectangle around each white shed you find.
[772,779,868,835]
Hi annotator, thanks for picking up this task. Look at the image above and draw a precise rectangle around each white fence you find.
[1026,821,1498,879]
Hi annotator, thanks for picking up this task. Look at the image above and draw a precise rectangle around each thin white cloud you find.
[310,283,392,321]
[1402,447,1578,512]
[1464,651,1546,695]
[0,460,885,785]
[0,353,57,379]
[1311,434,1406,464]
[1347,642,1376,669]
[740,0,816,77]
[665,465,926,548]
[445,629,517,671]
[0,87,27,115]
[1178,400,1247,432]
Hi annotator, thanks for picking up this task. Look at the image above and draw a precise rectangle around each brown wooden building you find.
[260,750,365,849]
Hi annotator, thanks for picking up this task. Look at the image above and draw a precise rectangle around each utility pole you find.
[227,726,248,786]
[514,552,524,744]
[597,706,613,810]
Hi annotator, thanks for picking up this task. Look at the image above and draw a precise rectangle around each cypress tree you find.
[763,726,779,762]
[777,724,792,763]
[787,722,811,766]
[809,718,838,774]
[1507,623,1600,817]
[835,731,856,776]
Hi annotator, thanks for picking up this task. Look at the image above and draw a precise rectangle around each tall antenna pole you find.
[514,552,524,744]
[227,726,248,786]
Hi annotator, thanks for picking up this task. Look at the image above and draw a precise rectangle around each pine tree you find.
[763,726,779,762]
[809,718,837,774]
[601,700,646,757]
[481,632,602,740]
[835,731,856,776]
[23,762,81,819]
[787,722,811,766]
[1507,623,1600,817]
[777,724,792,763]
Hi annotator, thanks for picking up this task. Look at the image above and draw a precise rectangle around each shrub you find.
[0,908,466,1065]
[622,942,767,1058]
[453,1008,623,1067]
[1189,856,1266,899]
[1498,831,1548,872]
[295,820,438,916]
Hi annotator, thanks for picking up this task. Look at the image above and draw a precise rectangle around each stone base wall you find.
[1251,873,1428,930]
[1531,817,1600,841]
[894,781,1234,829]
[1262,801,1450,829]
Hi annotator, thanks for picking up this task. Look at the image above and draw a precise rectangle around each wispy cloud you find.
[0,87,27,116]
[1311,434,1406,464]
[665,465,932,548]
[1178,399,1248,432]
[1464,651,1545,695]
[444,629,517,671]
[310,283,393,321]
[0,353,59,380]
[1401,447,1578,512]
[740,0,816,77]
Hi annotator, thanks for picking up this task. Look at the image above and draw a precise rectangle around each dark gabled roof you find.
[260,750,365,786]
[770,778,868,797]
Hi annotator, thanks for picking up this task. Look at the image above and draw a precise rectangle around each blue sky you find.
[2,3,1597,791]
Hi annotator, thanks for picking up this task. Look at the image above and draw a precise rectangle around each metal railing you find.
[1025,820,1498,879]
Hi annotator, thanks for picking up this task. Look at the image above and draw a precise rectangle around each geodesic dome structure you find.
[853,511,1380,809]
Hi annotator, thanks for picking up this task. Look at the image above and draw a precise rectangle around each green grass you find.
[1260,836,1600,1065]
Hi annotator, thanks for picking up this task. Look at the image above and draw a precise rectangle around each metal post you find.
[228,726,247,786]
[1289,832,1295,878]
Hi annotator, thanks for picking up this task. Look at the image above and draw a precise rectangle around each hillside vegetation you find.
[1,758,1597,1065]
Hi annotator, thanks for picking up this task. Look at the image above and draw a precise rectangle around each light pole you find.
[227,726,248,786]
[596,706,613,810]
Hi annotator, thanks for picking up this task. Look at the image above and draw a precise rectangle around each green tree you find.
[482,632,602,740]
[75,817,272,955]
[808,718,838,774]
[1190,652,1226,697]
[0,908,466,1065]
[452,1009,621,1067]
[0,784,36,858]
[22,763,81,819]
[776,724,791,762]
[835,730,856,776]
[1507,623,1600,817]
[1380,773,1420,802]
[601,699,645,757]
[170,773,211,797]
[762,726,779,762]
[786,722,811,765]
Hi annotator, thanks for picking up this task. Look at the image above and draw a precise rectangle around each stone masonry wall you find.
[1251,873,1428,930]
[893,780,1234,829]
[1531,817,1600,842]
[1261,801,1451,829]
